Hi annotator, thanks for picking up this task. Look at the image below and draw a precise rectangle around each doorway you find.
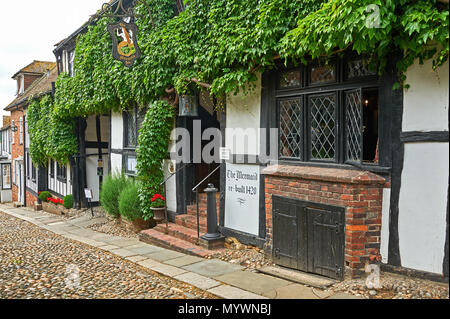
[16,161,24,205]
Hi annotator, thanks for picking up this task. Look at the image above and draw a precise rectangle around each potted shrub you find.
[118,181,150,233]
[150,193,166,222]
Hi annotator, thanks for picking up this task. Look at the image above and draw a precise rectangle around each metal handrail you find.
[159,162,191,234]
[160,163,191,186]
[192,165,220,192]
[191,165,221,240]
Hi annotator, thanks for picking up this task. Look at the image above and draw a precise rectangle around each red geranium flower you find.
[151,194,165,202]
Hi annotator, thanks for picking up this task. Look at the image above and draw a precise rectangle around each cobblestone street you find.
[0,212,217,299]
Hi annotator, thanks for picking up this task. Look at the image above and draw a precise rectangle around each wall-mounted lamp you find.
[11,124,18,133]
[178,94,199,117]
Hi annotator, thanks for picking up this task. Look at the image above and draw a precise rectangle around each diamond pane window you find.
[279,70,301,88]
[126,108,137,147]
[347,59,376,79]
[310,65,335,84]
[279,98,303,159]
[310,94,336,160]
[345,90,362,162]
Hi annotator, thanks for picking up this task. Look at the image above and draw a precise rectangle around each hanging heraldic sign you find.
[107,22,141,67]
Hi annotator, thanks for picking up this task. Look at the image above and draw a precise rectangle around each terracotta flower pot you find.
[151,207,166,222]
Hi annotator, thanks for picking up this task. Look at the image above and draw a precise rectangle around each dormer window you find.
[18,75,24,95]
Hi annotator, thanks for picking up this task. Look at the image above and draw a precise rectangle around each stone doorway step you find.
[257,265,336,289]
[139,193,223,257]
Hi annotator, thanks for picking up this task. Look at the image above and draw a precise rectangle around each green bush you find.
[118,181,143,222]
[100,172,128,218]
[38,191,52,203]
[63,194,73,209]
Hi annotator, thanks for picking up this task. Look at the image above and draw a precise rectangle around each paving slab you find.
[67,228,98,237]
[97,236,134,245]
[258,265,336,289]
[208,285,268,299]
[106,238,141,248]
[148,263,188,277]
[174,272,222,290]
[109,248,138,257]
[145,249,185,262]
[182,259,243,278]
[70,218,108,228]
[88,233,117,241]
[47,221,66,226]
[137,259,162,269]
[127,245,163,255]
[98,244,121,251]
[262,283,320,299]
[164,255,204,267]
[215,270,291,295]
[126,255,149,263]
[125,242,151,249]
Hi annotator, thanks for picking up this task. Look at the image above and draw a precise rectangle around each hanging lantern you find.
[178,95,199,117]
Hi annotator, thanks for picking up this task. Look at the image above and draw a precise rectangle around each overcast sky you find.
[0,0,105,119]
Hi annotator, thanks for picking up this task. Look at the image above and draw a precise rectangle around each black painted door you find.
[272,196,345,280]
[272,199,298,269]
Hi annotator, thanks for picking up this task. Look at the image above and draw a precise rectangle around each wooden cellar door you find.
[272,196,345,280]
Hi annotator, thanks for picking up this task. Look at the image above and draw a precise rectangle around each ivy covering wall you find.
[27,95,78,166]
[26,0,448,209]
[136,100,175,220]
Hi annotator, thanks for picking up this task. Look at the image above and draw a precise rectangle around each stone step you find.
[153,223,205,245]
[175,214,207,232]
[139,228,221,257]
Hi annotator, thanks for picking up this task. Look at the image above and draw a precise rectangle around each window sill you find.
[262,163,387,185]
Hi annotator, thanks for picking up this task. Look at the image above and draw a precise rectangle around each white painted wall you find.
[86,148,109,202]
[163,159,177,213]
[380,188,391,264]
[110,111,123,150]
[226,74,261,156]
[398,142,449,274]
[110,153,122,174]
[48,159,72,197]
[403,59,449,132]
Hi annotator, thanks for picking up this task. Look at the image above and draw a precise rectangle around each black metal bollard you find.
[202,183,221,240]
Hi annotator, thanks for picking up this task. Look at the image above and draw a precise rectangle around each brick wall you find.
[23,74,41,92]
[26,191,38,208]
[262,165,387,276]
[10,109,24,204]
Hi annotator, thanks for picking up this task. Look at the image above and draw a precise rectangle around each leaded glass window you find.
[310,94,336,160]
[279,70,301,88]
[310,64,335,84]
[347,58,376,79]
[279,98,303,159]
[125,105,146,148]
[345,89,363,162]
[126,108,137,147]
[274,54,380,166]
